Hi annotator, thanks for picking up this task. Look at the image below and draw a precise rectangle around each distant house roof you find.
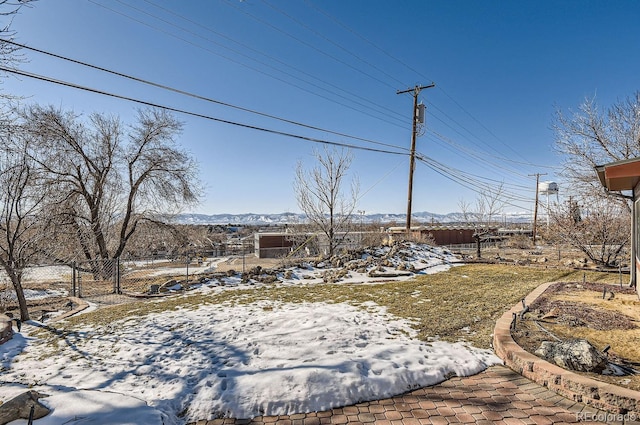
[596,157,640,192]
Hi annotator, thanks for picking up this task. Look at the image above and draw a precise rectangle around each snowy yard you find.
[0,244,503,425]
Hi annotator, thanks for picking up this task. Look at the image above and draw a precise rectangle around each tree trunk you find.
[9,274,30,322]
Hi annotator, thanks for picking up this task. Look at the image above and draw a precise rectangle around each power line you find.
[419,156,531,201]
[358,158,406,201]
[126,0,407,125]
[1,39,410,154]
[1,60,531,211]
[418,152,533,194]
[435,87,533,163]
[426,131,558,187]
[1,66,409,156]
[89,0,410,129]
[3,65,533,211]
[261,0,408,88]
[220,0,399,92]
[416,155,532,211]
[10,3,549,213]
[304,0,546,169]
[430,130,558,171]
[303,0,432,83]
[2,40,544,210]
[426,134,532,184]
[425,100,529,163]
[424,102,556,172]
[3,40,536,210]
[95,0,549,189]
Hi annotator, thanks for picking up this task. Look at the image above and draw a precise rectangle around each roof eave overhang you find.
[595,158,640,192]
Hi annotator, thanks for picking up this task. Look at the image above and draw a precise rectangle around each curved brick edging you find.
[493,281,640,415]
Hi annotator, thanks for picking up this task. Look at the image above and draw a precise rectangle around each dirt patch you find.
[512,281,640,390]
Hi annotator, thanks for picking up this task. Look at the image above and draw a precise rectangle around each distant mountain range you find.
[176,211,534,226]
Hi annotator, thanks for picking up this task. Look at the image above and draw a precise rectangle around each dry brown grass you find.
[59,264,622,351]
[512,282,640,391]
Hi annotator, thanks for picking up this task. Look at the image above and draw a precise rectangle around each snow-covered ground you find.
[0,244,502,425]
[127,257,229,278]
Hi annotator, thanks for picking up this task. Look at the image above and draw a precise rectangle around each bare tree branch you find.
[19,105,201,269]
[294,147,360,257]
[548,196,630,268]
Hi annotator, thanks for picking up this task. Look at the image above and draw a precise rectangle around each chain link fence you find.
[1,263,74,320]
[1,254,240,316]
[70,256,228,303]
[72,259,119,299]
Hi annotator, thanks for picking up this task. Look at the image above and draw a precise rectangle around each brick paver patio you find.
[192,365,640,424]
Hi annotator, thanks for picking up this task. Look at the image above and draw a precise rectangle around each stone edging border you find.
[49,297,90,322]
[493,281,640,415]
[0,297,89,347]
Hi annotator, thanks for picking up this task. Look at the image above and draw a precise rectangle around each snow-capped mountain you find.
[175,211,533,226]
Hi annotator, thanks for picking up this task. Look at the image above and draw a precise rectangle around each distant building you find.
[386,225,477,245]
[254,231,369,258]
[254,225,531,258]
[254,232,295,258]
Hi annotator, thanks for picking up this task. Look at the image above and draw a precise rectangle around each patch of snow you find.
[0,301,500,424]
[0,243,493,425]
[1,288,67,302]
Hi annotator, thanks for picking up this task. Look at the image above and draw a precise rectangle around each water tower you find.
[538,181,559,226]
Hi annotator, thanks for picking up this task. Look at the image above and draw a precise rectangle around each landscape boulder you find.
[322,268,348,283]
[0,314,13,345]
[535,339,607,373]
[0,390,50,425]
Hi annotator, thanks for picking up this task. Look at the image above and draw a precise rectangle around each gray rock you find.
[535,339,607,373]
[0,390,50,425]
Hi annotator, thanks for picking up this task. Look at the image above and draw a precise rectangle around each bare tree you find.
[22,105,200,273]
[294,147,359,257]
[0,127,50,321]
[552,93,640,269]
[458,184,506,258]
[553,92,640,203]
[0,1,44,321]
[548,195,629,268]
[0,1,35,101]
[284,220,322,259]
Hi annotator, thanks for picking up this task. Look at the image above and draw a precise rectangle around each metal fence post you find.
[72,261,77,297]
[78,266,83,298]
[117,257,121,294]
[112,258,120,294]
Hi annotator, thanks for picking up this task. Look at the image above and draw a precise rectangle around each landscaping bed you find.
[511,280,640,390]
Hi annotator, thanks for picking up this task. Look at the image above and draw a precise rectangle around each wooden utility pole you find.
[397,83,435,235]
[530,173,546,244]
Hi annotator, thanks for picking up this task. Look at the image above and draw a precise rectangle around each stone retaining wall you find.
[493,281,640,415]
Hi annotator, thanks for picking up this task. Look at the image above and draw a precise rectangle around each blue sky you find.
[2,1,639,215]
